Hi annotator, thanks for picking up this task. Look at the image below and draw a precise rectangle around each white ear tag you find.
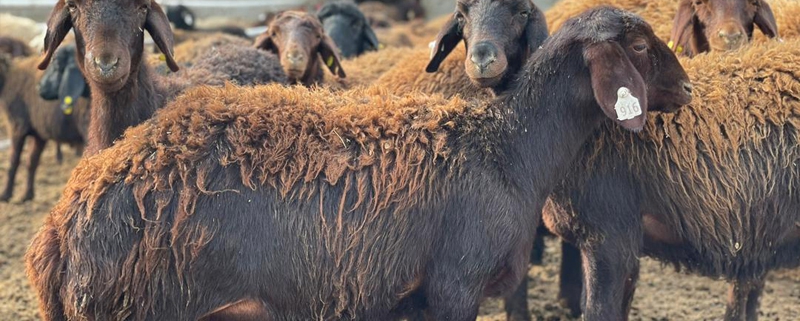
[614,87,642,121]
[428,40,437,59]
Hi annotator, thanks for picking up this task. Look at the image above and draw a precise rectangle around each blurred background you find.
[0,0,559,22]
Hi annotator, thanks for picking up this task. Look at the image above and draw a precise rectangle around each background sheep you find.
[254,11,346,86]
[0,36,32,58]
[36,0,286,155]
[24,7,692,320]
[317,0,380,58]
[0,52,89,203]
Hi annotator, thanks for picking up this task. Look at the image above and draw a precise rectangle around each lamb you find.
[373,0,548,100]
[539,37,800,321]
[36,0,286,156]
[25,6,692,320]
[254,11,347,86]
[317,0,380,58]
[0,51,89,203]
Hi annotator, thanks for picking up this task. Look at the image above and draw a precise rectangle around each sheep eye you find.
[66,1,77,12]
[633,43,647,53]
[455,12,465,24]
[520,11,530,18]
[694,0,705,5]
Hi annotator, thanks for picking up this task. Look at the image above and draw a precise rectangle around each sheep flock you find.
[1,0,800,320]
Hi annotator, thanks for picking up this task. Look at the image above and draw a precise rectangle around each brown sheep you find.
[24,7,692,320]
[669,0,778,56]
[0,53,89,203]
[36,0,286,156]
[540,37,800,321]
[254,11,346,86]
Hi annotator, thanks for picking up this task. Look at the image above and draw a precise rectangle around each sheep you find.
[356,0,425,23]
[37,43,92,165]
[538,37,800,321]
[369,0,547,103]
[24,6,693,320]
[544,0,799,44]
[669,0,778,56]
[317,0,380,59]
[36,0,287,156]
[0,13,44,44]
[254,11,346,86]
[322,46,417,90]
[0,52,89,203]
[146,33,252,73]
[0,36,33,58]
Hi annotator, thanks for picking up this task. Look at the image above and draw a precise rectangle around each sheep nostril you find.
[93,56,119,72]
[683,81,693,95]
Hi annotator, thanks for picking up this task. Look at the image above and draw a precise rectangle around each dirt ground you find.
[0,146,799,320]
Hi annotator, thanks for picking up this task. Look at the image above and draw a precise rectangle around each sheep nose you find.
[286,51,306,65]
[469,42,498,73]
[93,56,119,73]
[718,28,743,45]
[682,81,693,96]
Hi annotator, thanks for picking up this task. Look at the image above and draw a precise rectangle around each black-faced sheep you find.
[36,0,286,156]
[0,52,89,203]
[371,0,548,101]
[254,11,346,86]
[540,37,800,321]
[317,0,380,59]
[25,6,692,320]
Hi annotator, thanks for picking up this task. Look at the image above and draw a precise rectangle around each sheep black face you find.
[317,1,380,59]
[670,0,778,56]
[254,11,345,85]
[37,0,180,92]
[426,0,547,90]
[39,44,90,113]
[555,6,693,130]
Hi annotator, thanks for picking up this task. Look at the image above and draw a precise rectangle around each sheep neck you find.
[493,48,606,203]
[86,63,160,156]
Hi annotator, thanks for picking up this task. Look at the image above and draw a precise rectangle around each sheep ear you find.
[145,2,180,72]
[59,64,87,109]
[669,0,695,56]
[584,41,648,131]
[38,1,73,70]
[362,24,381,51]
[253,32,278,54]
[754,0,778,38]
[425,13,461,72]
[318,35,346,78]
[523,9,548,55]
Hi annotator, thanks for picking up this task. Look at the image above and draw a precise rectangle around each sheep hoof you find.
[21,192,33,202]
[0,193,10,203]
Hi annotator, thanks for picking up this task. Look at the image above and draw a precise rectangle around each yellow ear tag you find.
[63,106,73,115]
[326,56,334,67]
[378,43,385,50]
[159,54,166,62]
[64,96,73,106]
[676,45,684,54]
[667,40,674,49]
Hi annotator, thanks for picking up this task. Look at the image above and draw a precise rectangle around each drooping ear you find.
[753,0,779,38]
[584,41,648,131]
[523,9,548,55]
[253,32,278,54]
[318,34,346,78]
[145,2,180,72]
[362,23,381,51]
[425,13,462,72]
[38,1,73,70]
[669,0,695,56]
[59,64,88,110]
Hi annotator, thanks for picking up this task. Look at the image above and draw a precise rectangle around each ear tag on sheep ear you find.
[379,43,385,50]
[159,54,167,62]
[614,87,642,121]
[667,40,684,54]
[62,96,74,115]
[326,56,334,68]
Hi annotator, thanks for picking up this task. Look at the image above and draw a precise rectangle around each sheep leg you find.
[22,136,46,202]
[0,133,26,202]
[581,239,639,321]
[724,277,766,321]
[504,275,531,321]
[55,143,63,165]
[558,241,583,317]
